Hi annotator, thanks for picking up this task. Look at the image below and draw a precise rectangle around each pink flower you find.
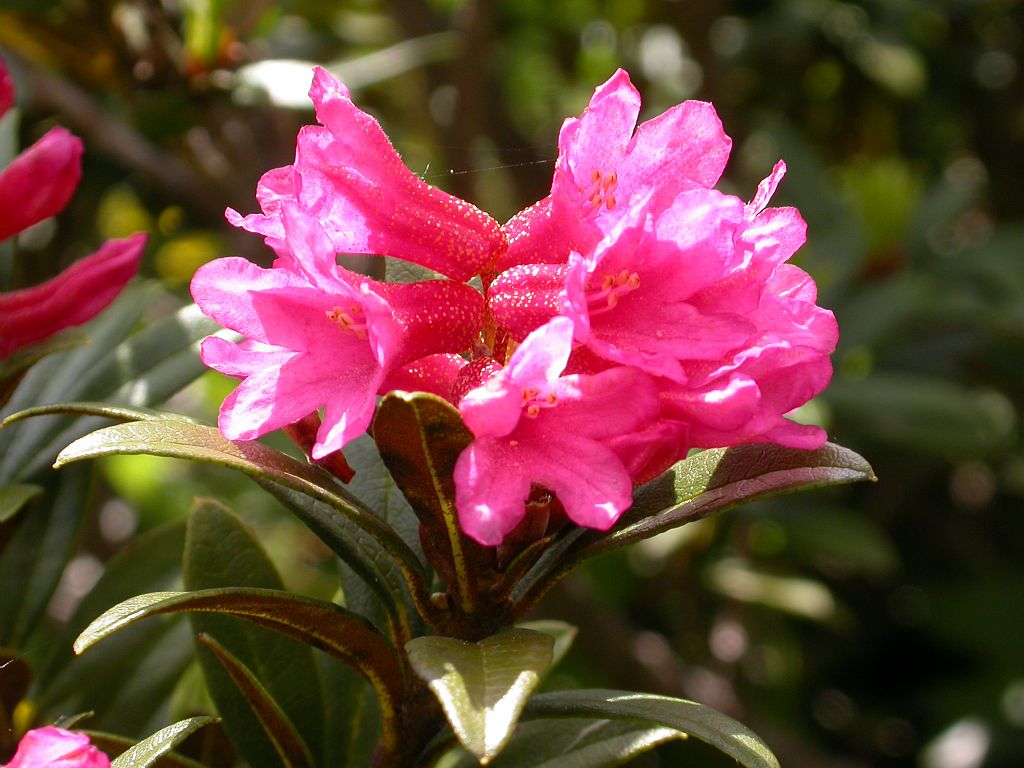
[454,317,659,546]
[0,235,147,359]
[228,68,506,282]
[192,203,484,458]
[3,727,108,768]
[0,56,143,362]
[500,69,731,271]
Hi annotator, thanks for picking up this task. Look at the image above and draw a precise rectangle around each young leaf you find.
[197,634,315,768]
[523,689,780,768]
[183,500,324,768]
[83,731,207,768]
[406,628,554,764]
[109,716,218,768]
[373,391,490,615]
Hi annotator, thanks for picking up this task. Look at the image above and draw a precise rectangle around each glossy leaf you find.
[443,718,683,768]
[53,418,427,601]
[183,500,323,768]
[515,442,874,608]
[373,391,488,614]
[197,634,314,768]
[515,621,577,671]
[523,690,780,768]
[406,628,554,764]
[255,479,417,644]
[2,402,192,428]
[83,731,206,768]
[74,588,405,753]
[109,716,218,768]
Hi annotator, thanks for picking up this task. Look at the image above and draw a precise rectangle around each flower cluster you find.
[193,68,837,546]
[0,56,144,361]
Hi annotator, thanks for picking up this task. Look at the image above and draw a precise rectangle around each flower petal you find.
[6,727,109,768]
[0,234,144,359]
[0,127,82,242]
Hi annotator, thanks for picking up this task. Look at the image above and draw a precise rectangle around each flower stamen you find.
[586,269,640,315]
[325,305,368,338]
[579,169,619,213]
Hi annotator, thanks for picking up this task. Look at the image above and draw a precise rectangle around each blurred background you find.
[1,0,1023,766]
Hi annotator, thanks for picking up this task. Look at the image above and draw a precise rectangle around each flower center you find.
[325,305,368,338]
[585,269,640,316]
[521,386,559,418]
[579,169,618,213]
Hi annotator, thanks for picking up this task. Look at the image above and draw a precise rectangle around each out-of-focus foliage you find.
[1,0,1021,766]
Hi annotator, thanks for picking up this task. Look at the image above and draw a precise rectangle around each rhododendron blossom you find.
[2,727,108,768]
[0,55,143,362]
[192,203,483,458]
[227,67,506,281]
[454,317,659,545]
[195,66,837,547]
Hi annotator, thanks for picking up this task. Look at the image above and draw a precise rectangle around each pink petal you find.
[0,56,13,117]
[288,68,505,280]
[0,234,144,359]
[381,353,467,402]
[6,727,109,768]
[488,262,567,340]
[0,127,82,242]
[498,196,571,272]
[625,99,732,192]
[374,278,485,363]
[454,437,534,546]
[746,160,787,216]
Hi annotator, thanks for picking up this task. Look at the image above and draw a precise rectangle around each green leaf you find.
[109,716,218,768]
[54,418,427,605]
[183,500,323,768]
[0,483,41,524]
[33,521,189,729]
[0,328,90,408]
[316,654,381,768]
[2,402,193,429]
[74,588,406,754]
[406,628,555,764]
[373,391,490,614]
[197,634,314,768]
[255,480,417,644]
[515,621,577,672]
[83,731,207,768]
[523,689,780,768]
[0,464,90,647]
[443,718,684,768]
[515,442,874,609]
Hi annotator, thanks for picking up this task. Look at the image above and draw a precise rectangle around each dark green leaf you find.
[256,479,416,644]
[74,588,405,754]
[0,483,41,524]
[0,464,90,647]
[33,521,188,724]
[197,634,314,768]
[443,718,684,768]
[315,654,381,768]
[2,402,192,429]
[406,628,554,763]
[524,690,779,768]
[373,391,490,614]
[109,716,218,768]
[183,500,323,768]
[0,328,89,408]
[515,443,873,610]
[515,621,577,672]
[54,419,428,606]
